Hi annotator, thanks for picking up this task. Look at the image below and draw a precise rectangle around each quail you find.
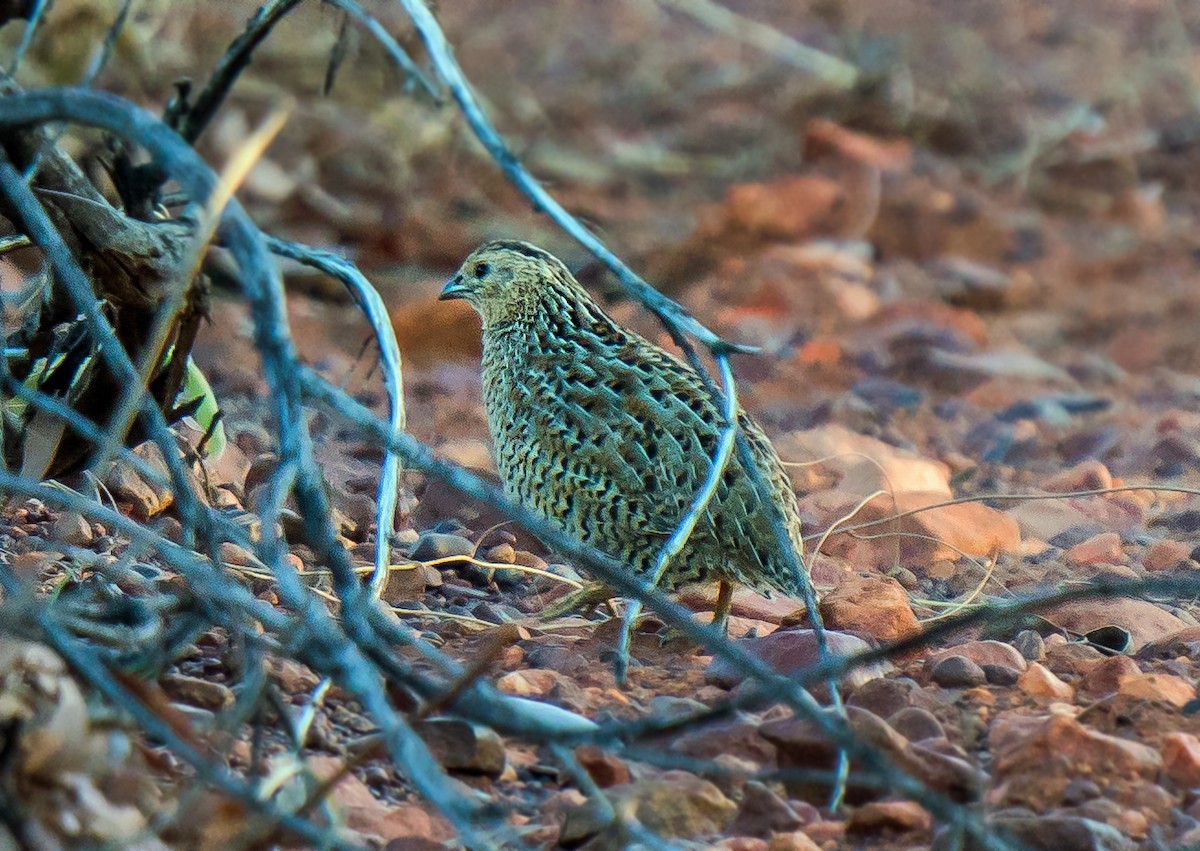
[440,240,807,631]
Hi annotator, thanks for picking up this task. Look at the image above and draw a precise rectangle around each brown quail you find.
[440,240,807,629]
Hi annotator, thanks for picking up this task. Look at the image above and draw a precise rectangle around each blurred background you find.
[4,0,1199,485]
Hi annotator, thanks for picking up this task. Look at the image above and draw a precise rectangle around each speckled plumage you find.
[441,240,806,608]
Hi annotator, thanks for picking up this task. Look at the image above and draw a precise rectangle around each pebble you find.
[887,706,944,742]
[1013,630,1046,661]
[982,664,1021,686]
[930,655,987,688]
[1017,663,1074,701]
[413,718,506,776]
[409,531,476,563]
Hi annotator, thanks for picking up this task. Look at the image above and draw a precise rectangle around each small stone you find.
[729,780,805,837]
[408,532,476,564]
[761,706,984,805]
[484,543,515,564]
[524,644,589,675]
[1013,630,1045,661]
[560,772,735,844]
[990,713,1160,810]
[1065,532,1124,566]
[845,800,932,835]
[982,664,1021,686]
[987,814,1134,851]
[1078,654,1141,697]
[1162,732,1200,789]
[1042,460,1113,493]
[887,707,944,742]
[704,629,880,689]
[766,832,822,851]
[1044,642,1106,677]
[926,640,1029,674]
[159,673,235,711]
[846,677,924,718]
[1117,672,1195,708]
[496,668,558,697]
[930,655,986,688]
[51,511,93,547]
[1143,539,1191,572]
[381,563,427,604]
[1048,523,1106,549]
[573,745,630,788]
[817,575,920,643]
[1017,663,1074,701]
[1061,777,1102,805]
[414,718,505,776]
[1046,598,1187,652]
[104,444,175,520]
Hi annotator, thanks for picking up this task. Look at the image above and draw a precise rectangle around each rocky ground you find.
[4,0,1200,849]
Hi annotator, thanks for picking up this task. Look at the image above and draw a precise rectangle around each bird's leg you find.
[713,580,734,636]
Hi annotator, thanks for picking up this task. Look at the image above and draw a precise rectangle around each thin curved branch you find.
[266,235,406,600]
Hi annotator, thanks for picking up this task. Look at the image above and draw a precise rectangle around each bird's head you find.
[440,240,578,327]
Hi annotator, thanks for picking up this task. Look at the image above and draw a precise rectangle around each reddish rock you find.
[1117,673,1194,708]
[1044,599,1188,652]
[1017,663,1074,702]
[925,640,1027,678]
[574,745,630,788]
[1078,654,1141,697]
[1044,642,1106,677]
[306,756,454,843]
[845,800,931,835]
[1143,539,1191,572]
[1042,460,1114,493]
[811,490,1019,569]
[776,425,950,498]
[989,713,1161,808]
[1065,532,1124,566]
[817,575,920,643]
[846,677,927,718]
[704,629,881,689]
[761,706,984,805]
[1162,732,1200,789]
[1137,626,1200,660]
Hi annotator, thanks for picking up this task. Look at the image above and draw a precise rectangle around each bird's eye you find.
[473,262,490,278]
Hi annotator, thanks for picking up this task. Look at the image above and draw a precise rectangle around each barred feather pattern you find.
[444,241,806,596]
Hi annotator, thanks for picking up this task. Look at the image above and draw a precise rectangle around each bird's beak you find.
[439,274,469,301]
